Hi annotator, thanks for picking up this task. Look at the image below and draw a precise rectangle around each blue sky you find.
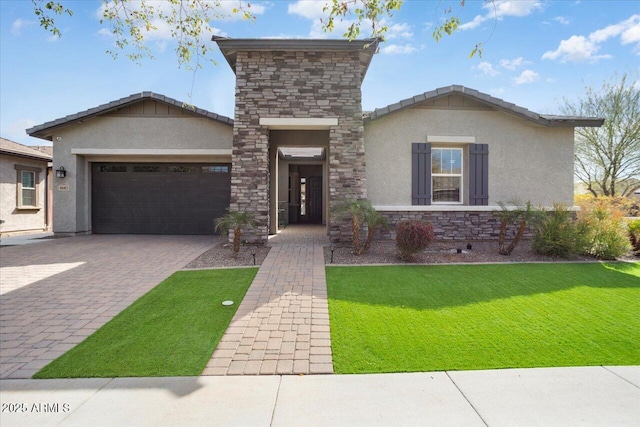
[1,0,639,146]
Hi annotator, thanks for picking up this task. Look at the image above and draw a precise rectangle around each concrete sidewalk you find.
[1,366,638,427]
[0,232,54,247]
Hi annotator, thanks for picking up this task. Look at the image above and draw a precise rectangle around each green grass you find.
[327,262,640,374]
[34,268,257,378]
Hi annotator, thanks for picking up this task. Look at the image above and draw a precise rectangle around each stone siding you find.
[232,50,367,243]
[376,210,534,241]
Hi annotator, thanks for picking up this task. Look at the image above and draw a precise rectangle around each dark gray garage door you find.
[92,163,231,234]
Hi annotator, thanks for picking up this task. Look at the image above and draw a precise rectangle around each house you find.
[26,37,603,241]
[0,137,53,236]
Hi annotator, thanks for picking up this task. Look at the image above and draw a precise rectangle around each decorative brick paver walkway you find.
[203,225,333,375]
[0,235,215,379]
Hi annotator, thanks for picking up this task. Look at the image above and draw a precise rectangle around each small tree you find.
[332,199,367,255]
[331,199,386,255]
[363,207,389,254]
[214,210,255,255]
[496,201,541,255]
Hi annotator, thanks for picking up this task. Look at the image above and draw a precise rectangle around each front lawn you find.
[35,268,257,378]
[327,263,640,374]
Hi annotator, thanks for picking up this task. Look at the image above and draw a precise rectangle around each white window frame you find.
[431,147,463,205]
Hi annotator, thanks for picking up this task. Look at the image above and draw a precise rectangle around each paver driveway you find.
[0,235,215,379]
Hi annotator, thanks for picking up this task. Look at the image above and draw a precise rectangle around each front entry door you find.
[306,176,323,223]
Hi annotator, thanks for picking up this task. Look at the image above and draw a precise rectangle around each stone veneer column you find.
[231,49,368,243]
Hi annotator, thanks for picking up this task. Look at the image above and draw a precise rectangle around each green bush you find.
[626,219,640,252]
[532,205,588,258]
[581,205,631,260]
[396,220,435,261]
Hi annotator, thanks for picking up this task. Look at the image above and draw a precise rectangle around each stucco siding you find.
[364,106,575,207]
[56,116,232,150]
[0,154,48,234]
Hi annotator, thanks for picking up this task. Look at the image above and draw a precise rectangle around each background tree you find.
[561,73,640,197]
[30,0,487,68]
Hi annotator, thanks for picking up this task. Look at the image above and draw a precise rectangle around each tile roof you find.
[27,92,234,141]
[364,85,604,127]
[0,137,52,161]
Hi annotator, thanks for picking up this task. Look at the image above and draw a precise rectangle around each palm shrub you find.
[395,220,435,261]
[532,204,589,258]
[363,208,389,254]
[496,201,542,255]
[214,210,256,255]
[332,199,382,255]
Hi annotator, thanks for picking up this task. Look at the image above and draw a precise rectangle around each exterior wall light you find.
[55,166,66,179]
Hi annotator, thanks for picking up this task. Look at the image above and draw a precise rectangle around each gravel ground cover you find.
[185,236,637,269]
[184,237,271,269]
[324,239,638,265]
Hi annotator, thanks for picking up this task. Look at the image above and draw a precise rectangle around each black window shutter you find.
[412,143,431,205]
[469,143,489,206]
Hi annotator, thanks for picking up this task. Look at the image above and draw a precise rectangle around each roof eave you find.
[0,149,52,161]
[27,92,234,140]
[364,85,605,128]
[213,36,380,83]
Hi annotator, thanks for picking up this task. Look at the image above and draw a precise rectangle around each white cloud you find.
[476,61,500,76]
[544,14,640,62]
[11,18,34,36]
[459,15,486,31]
[288,0,330,20]
[499,57,529,70]
[513,69,540,85]
[289,1,412,40]
[554,16,570,25]
[589,14,638,43]
[386,23,413,40]
[96,1,262,42]
[216,1,266,17]
[381,44,417,55]
[542,35,611,63]
[95,0,233,53]
[460,1,543,30]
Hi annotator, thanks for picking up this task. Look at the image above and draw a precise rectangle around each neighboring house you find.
[0,137,53,236]
[27,37,603,241]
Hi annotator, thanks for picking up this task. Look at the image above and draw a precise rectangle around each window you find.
[412,143,488,206]
[133,165,160,173]
[168,165,197,173]
[15,165,41,208]
[431,148,462,203]
[201,165,229,173]
[100,165,127,172]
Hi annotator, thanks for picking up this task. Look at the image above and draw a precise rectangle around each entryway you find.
[268,130,329,235]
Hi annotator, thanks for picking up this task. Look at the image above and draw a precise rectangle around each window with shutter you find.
[412,143,431,205]
[469,143,489,206]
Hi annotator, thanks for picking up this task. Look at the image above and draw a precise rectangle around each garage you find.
[91,163,231,234]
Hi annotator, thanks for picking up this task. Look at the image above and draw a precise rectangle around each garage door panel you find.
[92,163,231,234]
